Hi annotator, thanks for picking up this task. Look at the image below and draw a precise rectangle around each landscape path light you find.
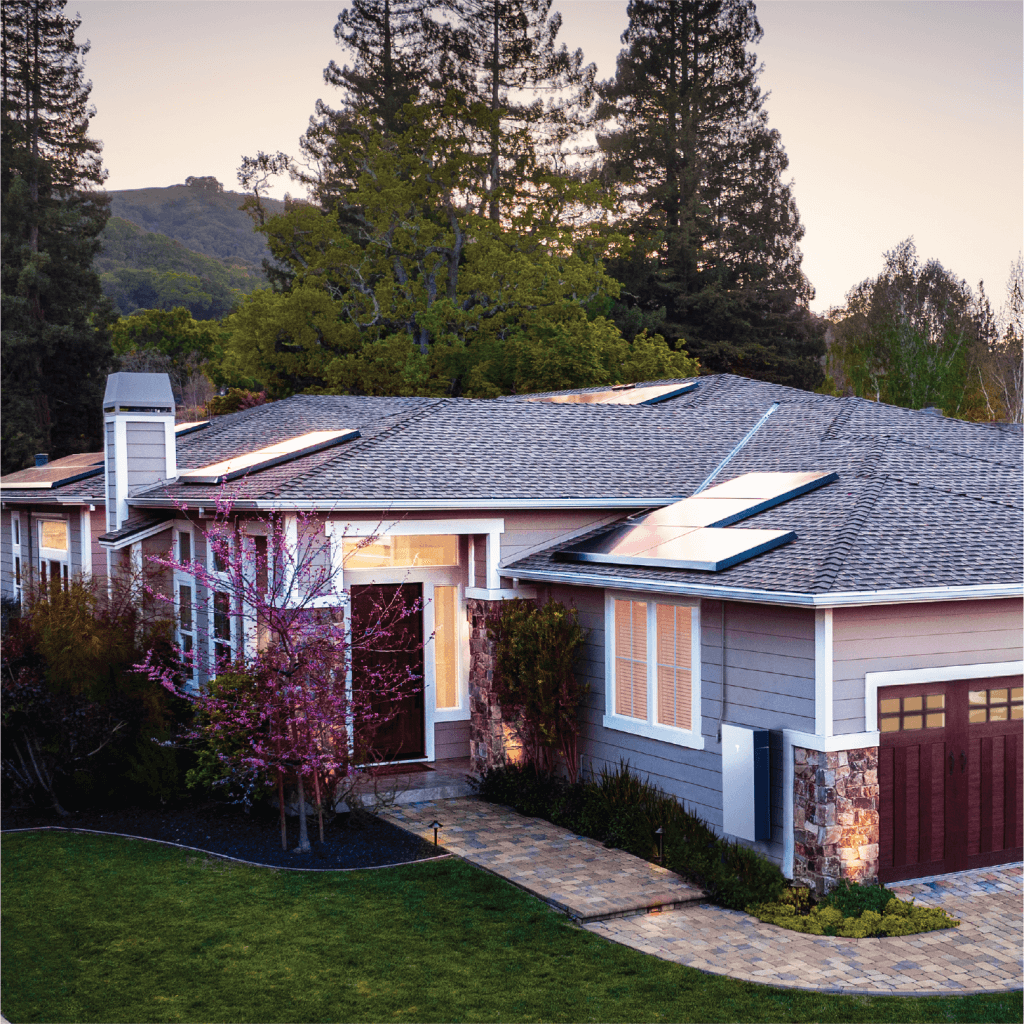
[655,826,665,866]
[429,820,443,846]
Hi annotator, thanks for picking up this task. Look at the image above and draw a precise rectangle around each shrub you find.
[489,599,587,780]
[473,762,566,820]
[819,877,893,917]
[747,896,959,937]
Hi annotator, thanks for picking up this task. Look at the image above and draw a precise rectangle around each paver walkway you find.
[383,797,1023,996]
[381,797,704,921]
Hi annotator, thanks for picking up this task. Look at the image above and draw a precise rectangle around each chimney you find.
[34,454,48,467]
[103,373,176,531]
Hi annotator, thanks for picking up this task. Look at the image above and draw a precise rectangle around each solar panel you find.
[0,452,105,490]
[698,471,837,501]
[178,430,360,484]
[175,420,210,437]
[556,527,796,572]
[527,381,698,406]
[555,470,837,572]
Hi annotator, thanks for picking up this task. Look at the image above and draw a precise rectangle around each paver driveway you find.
[383,797,1024,996]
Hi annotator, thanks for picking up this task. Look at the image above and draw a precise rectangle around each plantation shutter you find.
[614,599,648,720]
[656,605,692,730]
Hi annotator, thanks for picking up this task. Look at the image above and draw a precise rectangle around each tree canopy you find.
[596,0,823,390]
[1,0,114,473]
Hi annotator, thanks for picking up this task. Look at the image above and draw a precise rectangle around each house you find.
[2,371,1021,890]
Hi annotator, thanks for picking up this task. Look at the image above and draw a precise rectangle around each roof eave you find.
[506,566,1023,608]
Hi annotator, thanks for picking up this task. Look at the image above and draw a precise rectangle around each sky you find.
[72,0,1022,314]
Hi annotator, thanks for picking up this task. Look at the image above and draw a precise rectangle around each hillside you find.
[106,178,284,268]
[97,216,268,319]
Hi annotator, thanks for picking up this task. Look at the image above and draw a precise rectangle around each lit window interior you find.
[342,535,460,570]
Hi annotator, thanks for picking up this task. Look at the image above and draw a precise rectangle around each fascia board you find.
[507,567,1024,608]
[99,520,173,551]
[126,497,671,511]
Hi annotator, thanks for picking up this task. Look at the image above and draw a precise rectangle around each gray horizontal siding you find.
[435,720,470,760]
[106,423,117,529]
[70,511,83,574]
[832,599,1024,734]
[126,421,168,487]
[547,586,815,868]
[0,509,12,600]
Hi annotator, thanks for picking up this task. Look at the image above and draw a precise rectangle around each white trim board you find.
[864,660,1024,732]
[507,568,1021,607]
[814,609,833,738]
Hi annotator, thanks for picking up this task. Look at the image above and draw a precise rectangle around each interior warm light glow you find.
[179,430,358,483]
[341,535,460,570]
[433,585,459,710]
[40,521,68,551]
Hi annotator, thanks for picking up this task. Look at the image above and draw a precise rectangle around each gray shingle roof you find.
[12,376,1019,596]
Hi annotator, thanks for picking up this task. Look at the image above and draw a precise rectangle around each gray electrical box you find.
[721,723,771,842]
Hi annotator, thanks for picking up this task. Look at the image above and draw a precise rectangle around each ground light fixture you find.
[655,826,665,866]
[429,820,443,846]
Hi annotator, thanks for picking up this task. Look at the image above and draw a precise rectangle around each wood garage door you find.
[878,676,1023,883]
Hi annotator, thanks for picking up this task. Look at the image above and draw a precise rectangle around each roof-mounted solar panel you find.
[178,429,359,484]
[555,470,837,573]
[175,420,210,437]
[557,526,796,572]
[527,381,697,406]
[0,452,105,490]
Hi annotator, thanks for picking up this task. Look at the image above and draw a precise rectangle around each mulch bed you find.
[1,801,441,870]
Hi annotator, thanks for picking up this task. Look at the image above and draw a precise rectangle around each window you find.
[341,534,459,569]
[38,519,69,593]
[213,591,233,668]
[433,585,459,710]
[174,527,197,682]
[11,513,22,605]
[605,594,703,749]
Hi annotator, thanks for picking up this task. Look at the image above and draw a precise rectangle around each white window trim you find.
[11,512,22,602]
[428,581,470,723]
[37,515,69,560]
[172,523,198,688]
[206,527,237,675]
[603,590,704,750]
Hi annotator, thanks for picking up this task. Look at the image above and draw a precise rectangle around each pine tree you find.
[597,0,823,389]
[443,0,596,219]
[1,0,113,474]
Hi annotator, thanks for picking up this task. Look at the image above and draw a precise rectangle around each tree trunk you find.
[295,773,311,853]
[278,770,288,850]
[313,769,325,843]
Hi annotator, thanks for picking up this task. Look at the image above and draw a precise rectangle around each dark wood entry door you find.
[878,677,1023,883]
[351,583,425,762]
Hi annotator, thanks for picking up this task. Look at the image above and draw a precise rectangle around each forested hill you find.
[96,216,267,319]
[106,178,284,268]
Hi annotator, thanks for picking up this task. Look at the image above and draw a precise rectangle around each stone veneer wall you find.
[467,598,519,773]
[793,745,880,893]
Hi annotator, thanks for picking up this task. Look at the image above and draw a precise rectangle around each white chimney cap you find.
[103,373,175,411]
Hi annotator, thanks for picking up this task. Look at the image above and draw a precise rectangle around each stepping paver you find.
[380,796,704,922]
[383,798,1023,996]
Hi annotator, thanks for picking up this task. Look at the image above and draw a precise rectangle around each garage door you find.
[878,677,1023,884]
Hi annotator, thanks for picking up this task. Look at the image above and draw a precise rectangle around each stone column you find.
[467,598,522,773]
[793,745,879,893]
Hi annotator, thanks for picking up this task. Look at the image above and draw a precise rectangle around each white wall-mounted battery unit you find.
[721,723,771,842]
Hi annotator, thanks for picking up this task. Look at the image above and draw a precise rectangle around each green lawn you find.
[1,831,1019,1023]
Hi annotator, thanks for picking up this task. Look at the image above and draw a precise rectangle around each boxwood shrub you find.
[747,894,959,937]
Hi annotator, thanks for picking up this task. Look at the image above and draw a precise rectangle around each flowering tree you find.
[137,499,423,853]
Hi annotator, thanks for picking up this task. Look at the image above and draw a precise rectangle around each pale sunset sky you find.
[72,0,1022,314]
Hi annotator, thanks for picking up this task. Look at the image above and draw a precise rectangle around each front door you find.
[351,583,425,762]
[878,677,1023,883]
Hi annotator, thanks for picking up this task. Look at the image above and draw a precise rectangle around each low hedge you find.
[747,894,960,937]
[475,760,787,911]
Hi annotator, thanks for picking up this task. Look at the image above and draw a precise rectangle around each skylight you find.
[555,471,836,572]
[178,430,360,484]
[527,381,698,406]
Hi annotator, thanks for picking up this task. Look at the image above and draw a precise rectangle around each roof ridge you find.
[813,473,888,593]
[884,475,1023,512]
[828,430,1023,468]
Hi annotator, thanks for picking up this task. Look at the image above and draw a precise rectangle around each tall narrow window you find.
[614,599,648,720]
[656,604,692,730]
[434,585,459,709]
[178,530,191,564]
[213,591,232,667]
[179,584,193,631]
[254,535,268,593]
